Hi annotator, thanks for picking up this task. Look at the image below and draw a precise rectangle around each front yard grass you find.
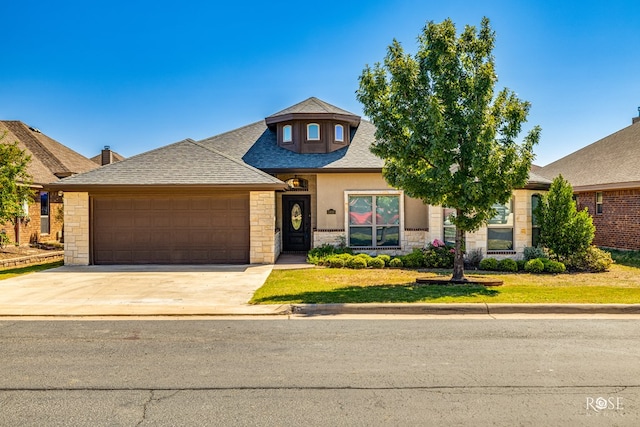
[251,264,640,304]
[0,261,64,279]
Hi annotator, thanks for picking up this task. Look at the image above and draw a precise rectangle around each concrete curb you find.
[291,303,640,316]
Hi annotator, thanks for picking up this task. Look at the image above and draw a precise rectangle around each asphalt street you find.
[1,318,638,426]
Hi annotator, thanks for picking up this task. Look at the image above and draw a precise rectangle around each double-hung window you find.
[487,199,514,251]
[347,192,401,247]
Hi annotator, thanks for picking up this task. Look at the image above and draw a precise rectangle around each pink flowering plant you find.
[423,239,456,268]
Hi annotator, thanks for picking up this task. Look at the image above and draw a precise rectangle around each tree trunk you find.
[452,218,466,281]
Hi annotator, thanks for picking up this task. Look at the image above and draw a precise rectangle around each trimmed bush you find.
[377,254,391,266]
[327,256,346,268]
[348,257,367,269]
[565,246,613,272]
[401,249,425,268]
[498,258,518,272]
[368,257,385,269]
[479,257,498,271]
[516,259,526,271]
[543,259,566,273]
[389,258,403,268]
[525,258,545,273]
[355,253,374,266]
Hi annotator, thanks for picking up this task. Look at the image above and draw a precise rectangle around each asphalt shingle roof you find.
[539,120,640,189]
[0,120,98,184]
[199,119,384,171]
[56,139,286,187]
[266,97,359,118]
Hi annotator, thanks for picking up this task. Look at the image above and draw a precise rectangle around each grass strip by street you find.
[0,261,64,279]
[251,264,640,305]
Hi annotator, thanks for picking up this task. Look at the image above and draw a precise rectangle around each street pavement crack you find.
[136,390,153,427]
[136,389,182,426]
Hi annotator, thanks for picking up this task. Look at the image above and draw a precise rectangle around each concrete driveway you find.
[0,264,288,316]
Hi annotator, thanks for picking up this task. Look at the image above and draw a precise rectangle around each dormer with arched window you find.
[265,97,361,154]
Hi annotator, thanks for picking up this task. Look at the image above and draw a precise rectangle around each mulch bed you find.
[416,277,503,287]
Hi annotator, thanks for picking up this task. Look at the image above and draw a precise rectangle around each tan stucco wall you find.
[63,192,89,265]
[249,191,277,264]
[315,173,428,230]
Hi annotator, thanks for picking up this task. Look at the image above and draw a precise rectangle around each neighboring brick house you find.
[0,121,98,245]
[539,113,640,250]
[53,97,550,265]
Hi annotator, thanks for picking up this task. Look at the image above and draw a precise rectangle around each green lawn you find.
[0,261,64,279]
[251,264,640,304]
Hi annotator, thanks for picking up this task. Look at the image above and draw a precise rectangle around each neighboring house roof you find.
[90,150,125,165]
[539,120,640,191]
[0,120,98,185]
[53,138,286,189]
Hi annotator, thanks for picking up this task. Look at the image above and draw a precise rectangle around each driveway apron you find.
[0,265,284,316]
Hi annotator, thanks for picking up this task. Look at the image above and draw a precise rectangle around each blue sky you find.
[3,0,639,166]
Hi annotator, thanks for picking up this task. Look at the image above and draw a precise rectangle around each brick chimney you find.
[101,146,113,165]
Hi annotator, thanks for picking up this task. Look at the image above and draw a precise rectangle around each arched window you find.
[334,124,344,142]
[282,125,292,143]
[307,123,320,140]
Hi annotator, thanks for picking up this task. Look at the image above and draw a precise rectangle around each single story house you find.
[539,113,640,250]
[52,97,550,265]
[0,120,98,245]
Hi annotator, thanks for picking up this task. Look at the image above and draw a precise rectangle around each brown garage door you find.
[92,193,249,264]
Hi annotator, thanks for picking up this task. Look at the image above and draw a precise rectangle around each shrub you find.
[523,246,546,261]
[348,257,367,269]
[536,175,595,259]
[498,258,518,272]
[516,259,526,271]
[543,259,566,273]
[389,258,403,268]
[565,246,613,272]
[307,244,353,265]
[377,254,391,266]
[464,248,483,269]
[368,257,385,269]
[401,249,425,268]
[524,258,545,273]
[479,257,498,271]
[423,239,455,268]
[327,256,346,268]
[355,253,374,266]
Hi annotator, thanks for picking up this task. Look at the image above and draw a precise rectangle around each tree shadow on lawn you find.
[253,282,500,304]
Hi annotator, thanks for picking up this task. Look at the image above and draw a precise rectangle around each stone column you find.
[63,192,90,265]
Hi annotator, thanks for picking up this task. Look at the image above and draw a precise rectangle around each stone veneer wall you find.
[64,192,89,265]
[313,229,428,256]
[428,189,542,259]
[250,191,277,264]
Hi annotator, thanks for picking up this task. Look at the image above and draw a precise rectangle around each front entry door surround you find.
[282,195,311,252]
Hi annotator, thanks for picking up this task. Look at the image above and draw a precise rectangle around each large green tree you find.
[536,175,594,260]
[0,131,33,228]
[357,17,539,280]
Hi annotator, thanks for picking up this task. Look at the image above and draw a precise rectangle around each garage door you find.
[92,193,249,264]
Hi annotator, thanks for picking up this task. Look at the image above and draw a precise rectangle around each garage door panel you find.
[93,194,250,264]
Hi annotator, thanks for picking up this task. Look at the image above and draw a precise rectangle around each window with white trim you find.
[282,124,292,143]
[347,193,401,247]
[307,123,320,140]
[487,199,514,251]
[334,124,344,142]
[443,207,456,246]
